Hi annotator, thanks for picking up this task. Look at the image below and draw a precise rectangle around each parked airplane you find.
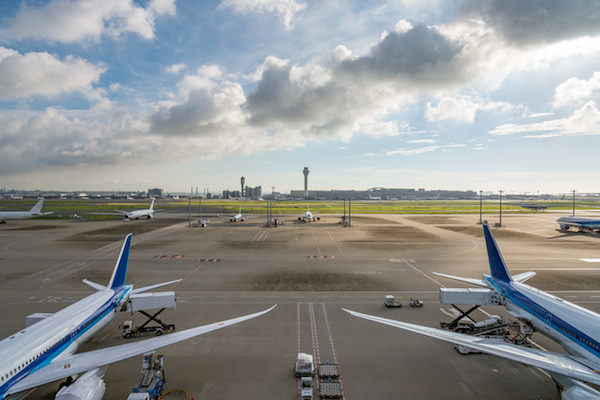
[0,234,275,399]
[368,194,382,201]
[344,224,600,398]
[298,204,319,222]
[116,199,154,220]
[0,199,52,223]
[557,216,600,232]
[230,207,244,222]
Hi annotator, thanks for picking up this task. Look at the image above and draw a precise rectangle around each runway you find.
[1,212,599,399]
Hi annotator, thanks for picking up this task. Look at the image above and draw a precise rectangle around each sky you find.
[1,0,600,194]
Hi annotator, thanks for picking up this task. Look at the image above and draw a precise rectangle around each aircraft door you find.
[544,313,552,330]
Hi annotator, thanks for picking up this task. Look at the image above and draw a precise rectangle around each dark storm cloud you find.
[464,0,600,45]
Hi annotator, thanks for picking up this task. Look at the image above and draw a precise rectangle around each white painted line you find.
[580,258,600,263]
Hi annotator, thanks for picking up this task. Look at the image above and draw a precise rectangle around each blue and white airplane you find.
[344,224,600,399]
[0,234,275,399]
[298,203,319,222]
[557,216,600,232]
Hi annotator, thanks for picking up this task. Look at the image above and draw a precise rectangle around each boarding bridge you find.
[439,288,504,330]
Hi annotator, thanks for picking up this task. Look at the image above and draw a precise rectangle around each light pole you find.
[499,190,503,227]
[479,190,483,224]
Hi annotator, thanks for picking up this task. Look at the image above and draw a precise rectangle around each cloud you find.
[553,72,600,109]
[386,143,465,156]
[408,139,436,144]
[0,47,104,99]
[219,0,306,30]
[425,96,514,123]
[337,23,467,87]
[490,101,600,138]
[4,0,176,43]
[463,0,600,45]
[165,63,187,74]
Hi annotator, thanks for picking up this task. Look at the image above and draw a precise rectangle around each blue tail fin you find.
[483,224,512,283]
[108,234,132,289]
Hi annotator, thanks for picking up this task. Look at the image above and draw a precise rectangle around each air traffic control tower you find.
[241,176,245,197]
[303,167,309,197]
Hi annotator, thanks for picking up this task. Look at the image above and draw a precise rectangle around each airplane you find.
[298,203,319,222]
[519,202,547,211]
[368,194,382,201]
[343,224,600,399]
[229,207,245,222]
[0,234,275,399]
[557,216,600,233]
[116,199,155,220]
[0,199,53,223]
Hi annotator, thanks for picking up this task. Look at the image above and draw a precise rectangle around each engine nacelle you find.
[55,368,105,400]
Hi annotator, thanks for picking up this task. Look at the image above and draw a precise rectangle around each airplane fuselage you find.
[0,211,39,221]
[0,286,131,398]
[557,217,600,231]
[485,276,600,363]
[125,210,153,220]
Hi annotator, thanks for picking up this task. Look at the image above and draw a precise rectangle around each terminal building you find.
[289,188,478,200]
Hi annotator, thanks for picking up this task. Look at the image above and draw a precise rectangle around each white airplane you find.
[344,224,600,399]
[116,199,155,220]
[0,199,52,223]
[557,216,600,233]
[298,204,319,222]
[368,194,382,200]
[229,207,244,222]
[0,234,275,399]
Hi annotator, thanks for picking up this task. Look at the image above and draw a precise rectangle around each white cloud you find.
[425,96,514,123]
[219,0,306,30]
[408,139,436,144]
[5,0,175,43]
[394,19,413,34]
[553,72,600,109]
[490,101,600,138]
[0,47,104,99]
[165,63,187,74]
[386,143,464,156]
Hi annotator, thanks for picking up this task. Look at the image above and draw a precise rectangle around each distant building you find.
[148,188,163,198]
[245,186,262,199]
[222,190,241,198]
[290,188,477,200]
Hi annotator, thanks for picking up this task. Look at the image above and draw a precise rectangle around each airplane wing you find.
[431,272,488,287]
[342,308,600,386]
[8,305,276,395]
[114,210,129,215]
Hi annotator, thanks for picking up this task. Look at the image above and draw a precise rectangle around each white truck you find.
[295,353,314,377]
[300,376,313,400]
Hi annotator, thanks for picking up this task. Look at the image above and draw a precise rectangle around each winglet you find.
[108,234,132,289]
[483,224,511,283]
[150,199,155,211]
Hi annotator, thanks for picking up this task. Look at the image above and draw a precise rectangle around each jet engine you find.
[55,368,105,400]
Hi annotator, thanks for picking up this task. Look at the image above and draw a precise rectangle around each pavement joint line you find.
[309,303,321,368]
[311,231,323,257]
[402,260,446,288]
[327,230,344,256]
[296,302,301,398]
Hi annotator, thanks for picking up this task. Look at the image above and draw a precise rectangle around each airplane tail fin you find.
[107,234,132,289]
[30,199,44,214]
[483,224,512,283]
[150,199,154,211]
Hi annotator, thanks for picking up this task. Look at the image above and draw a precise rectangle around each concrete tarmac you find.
[2,211,600,399]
